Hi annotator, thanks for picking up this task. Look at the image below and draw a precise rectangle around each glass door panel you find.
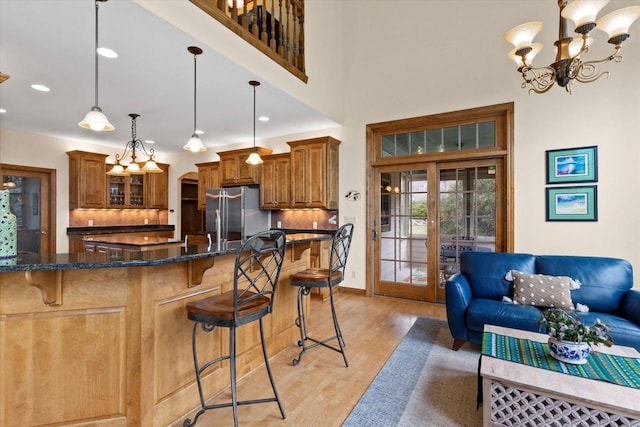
[438,165,497,287]
[375,168,434,301]
[3,175,41,254]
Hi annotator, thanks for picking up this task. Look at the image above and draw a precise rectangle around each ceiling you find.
[0,0,338,157]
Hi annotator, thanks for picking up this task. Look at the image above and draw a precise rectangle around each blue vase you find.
[0,190,17,259]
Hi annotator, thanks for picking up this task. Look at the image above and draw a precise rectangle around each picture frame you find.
[546,146,598,184]
[546,186,597,222]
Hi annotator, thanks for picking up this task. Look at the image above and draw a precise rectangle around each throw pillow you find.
[506,270,580,309]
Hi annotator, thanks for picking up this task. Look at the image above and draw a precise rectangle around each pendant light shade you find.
[79,0,114,132]
[246,80,263,165]
[184,46,206,153]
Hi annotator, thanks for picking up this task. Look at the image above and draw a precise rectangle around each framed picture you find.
[546,186,597,221]
[546,146,598,184]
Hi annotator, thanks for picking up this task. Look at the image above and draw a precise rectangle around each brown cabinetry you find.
[67,150,108,209]
[260,153,291,209]
[146,162,170,209]
[195,161,220,210]
[287,137,340,209]
[107,162,169,209]
[218,147,272,187]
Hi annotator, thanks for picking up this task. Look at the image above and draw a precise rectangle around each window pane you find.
[381,120,496,158]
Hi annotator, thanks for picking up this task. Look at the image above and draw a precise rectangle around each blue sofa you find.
[446,252,640,351]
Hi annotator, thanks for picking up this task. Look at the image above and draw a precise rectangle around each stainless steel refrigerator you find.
[205,186,270,245]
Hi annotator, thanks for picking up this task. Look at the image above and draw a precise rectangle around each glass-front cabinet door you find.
[108,174,145,208]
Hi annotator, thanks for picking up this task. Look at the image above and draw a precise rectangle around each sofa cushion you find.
[461,252,536,300]
[536,256,633,313]
[509,270,577,309]
[467,299,542,335]
[575,312,640,350]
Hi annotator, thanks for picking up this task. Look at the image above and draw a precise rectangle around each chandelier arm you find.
[520,65,557,94]
[574,50,622,84]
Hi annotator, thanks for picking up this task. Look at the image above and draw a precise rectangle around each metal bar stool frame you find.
[183,230,287,427]
[291,223,354,367]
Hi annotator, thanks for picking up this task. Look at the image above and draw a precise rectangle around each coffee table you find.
[481,325,640,426]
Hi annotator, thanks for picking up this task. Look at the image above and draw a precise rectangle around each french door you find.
[1,164,56,254]
[373,159,503,302]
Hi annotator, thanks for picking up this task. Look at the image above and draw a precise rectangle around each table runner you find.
[482,332,640,390]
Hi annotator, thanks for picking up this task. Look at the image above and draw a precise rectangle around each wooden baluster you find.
[216,0,224,11]
[242,1,248,31]
[270,0,276,51]
[285,0,291,63]
[278,0,285,56]
[297,3,305,73]
[230,0,238,22]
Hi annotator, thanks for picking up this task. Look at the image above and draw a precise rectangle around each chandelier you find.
[107,114,162,175]
[504,0,640,94]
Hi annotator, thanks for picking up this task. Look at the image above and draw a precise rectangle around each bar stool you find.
[290,223,354,367]
[183,230,287,427]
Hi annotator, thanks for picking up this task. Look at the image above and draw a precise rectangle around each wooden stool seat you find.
[186,291,270,321]
[290,268,343,287]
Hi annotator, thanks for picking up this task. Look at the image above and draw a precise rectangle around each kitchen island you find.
[0,233,330,427]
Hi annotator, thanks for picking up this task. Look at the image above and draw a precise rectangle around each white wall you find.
[334,0,640,287]
[2,0,638,287]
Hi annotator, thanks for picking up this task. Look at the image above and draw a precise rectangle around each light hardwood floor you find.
[172,292,447,426]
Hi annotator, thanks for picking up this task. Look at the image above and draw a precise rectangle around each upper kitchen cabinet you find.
[107,162,169,209]
[108,174,145,208]
[196,161,219,210]
[260,153,291,209]
[218,147,272,187]
[146,162,170,209]
[288,137,340,209]
[195,161,219,210]
[68,150,108,209]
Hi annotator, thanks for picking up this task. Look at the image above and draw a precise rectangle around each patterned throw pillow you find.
[506,270,580,309]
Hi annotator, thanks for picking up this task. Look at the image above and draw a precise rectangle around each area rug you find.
[342,317,483,427]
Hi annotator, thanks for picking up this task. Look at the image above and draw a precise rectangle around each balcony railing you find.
[190,0,307,83]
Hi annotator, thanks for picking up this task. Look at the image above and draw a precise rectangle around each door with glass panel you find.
[1,165,55,254]
[375,166,435,301]
[437,160,502,298]
[374,160,502,302]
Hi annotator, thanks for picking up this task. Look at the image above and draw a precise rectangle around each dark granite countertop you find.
[67,224,175,235]
[0,233,330,272]
[83,235,182,246]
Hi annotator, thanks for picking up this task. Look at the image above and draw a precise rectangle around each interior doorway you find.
[179,173,204,240]
[1,164,56,254]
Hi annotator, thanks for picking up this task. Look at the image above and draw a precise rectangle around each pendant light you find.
[183,46,206,153]
[79,0,114,132]
[246,80,263,165]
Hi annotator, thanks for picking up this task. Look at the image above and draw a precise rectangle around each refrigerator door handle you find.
[215,208,221,248]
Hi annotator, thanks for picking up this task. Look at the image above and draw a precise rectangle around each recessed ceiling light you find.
[97,47,118,58]
[31,84,50,92]
[195,129,204,135]
[258,116,270,122]
[0,108,6,114]
[144,140,155,144]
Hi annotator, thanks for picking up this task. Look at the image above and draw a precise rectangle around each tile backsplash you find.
[69,210,168,227]
[272,210,338,230]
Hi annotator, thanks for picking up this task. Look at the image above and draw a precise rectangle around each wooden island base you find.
[0,243,313,426]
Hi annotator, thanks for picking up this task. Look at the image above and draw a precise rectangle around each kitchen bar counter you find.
[0,232,330,272]
[0,232,330,427]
